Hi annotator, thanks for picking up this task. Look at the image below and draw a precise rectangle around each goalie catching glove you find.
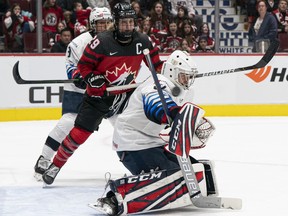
[159,103,215,157]
[84,72,107,97]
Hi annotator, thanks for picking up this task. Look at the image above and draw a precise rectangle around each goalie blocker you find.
[89,160,218,215]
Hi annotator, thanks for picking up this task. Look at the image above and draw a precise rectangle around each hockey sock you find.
[53,126,92,167]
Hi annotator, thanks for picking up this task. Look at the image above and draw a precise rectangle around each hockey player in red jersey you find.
[88,50,218,215]
[42,2,163,185]
[33,7,113,180]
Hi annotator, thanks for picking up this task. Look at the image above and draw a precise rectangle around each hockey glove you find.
[84,72,107,97]
[72,69,87,89]
[193,117,215,149]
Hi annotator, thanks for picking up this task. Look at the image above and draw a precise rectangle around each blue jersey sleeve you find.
[142,91,177,124]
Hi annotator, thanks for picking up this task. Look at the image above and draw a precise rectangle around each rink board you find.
[0,53,288,121]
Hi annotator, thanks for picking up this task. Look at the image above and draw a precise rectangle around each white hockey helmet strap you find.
[161,50,198,90]
[89,7,112,29]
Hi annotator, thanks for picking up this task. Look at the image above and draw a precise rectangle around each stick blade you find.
[220,197,242,210]
[254,38,280,69]
[192,196,242,210]
[12,61,25,84]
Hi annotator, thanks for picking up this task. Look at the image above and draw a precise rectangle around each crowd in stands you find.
[0,0,287,53]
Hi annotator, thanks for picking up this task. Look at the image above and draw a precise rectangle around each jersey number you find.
[67,46,72,58]
[90,37,100,49]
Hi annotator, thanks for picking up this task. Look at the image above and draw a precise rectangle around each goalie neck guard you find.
[161,50,198,90]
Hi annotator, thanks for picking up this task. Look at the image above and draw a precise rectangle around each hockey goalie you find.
[89,50,241,215]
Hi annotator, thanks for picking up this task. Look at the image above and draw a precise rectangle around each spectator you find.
[169,0,202,30]
[42,0,64,39]
[56,0,89,12]
[139,17,161,51]
[266,0,279,12]
[49,21,66,47]
[179,38,194,53]
[50,28,72,52]
[73,1,92,36]
[162,19,183,53]
[63,10,75,36]
[136,0,155,16]
[87,0,110,10]
[197,22,215,50]
[131,0,146,28]
[250,0,277,52]
[74,1,91,27]
[272,0,288,33]
[175,5,189,31]
[149,1,170,43]
[180,19,197,43]
[194,35,214,53]
[170,0,195,18]
[3,3,35,52]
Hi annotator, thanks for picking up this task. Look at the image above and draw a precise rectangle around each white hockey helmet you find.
[161,50,198,90]
[89,7,112,29]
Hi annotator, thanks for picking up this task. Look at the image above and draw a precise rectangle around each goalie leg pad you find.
[108,163,208,215]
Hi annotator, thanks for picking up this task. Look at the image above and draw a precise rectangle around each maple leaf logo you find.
[245,66,271,83]
[106,63,136,85]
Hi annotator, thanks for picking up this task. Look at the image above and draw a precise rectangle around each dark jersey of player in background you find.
[78,30,163,87]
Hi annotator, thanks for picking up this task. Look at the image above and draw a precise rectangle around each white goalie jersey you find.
[112,74,193,151]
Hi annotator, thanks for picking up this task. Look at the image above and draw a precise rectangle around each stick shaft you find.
[196,39,279,78]
[12,61,140,92]
[143,50,171,123]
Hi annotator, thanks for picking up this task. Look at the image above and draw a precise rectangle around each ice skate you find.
[34,155,51,181]
[88,196,118,216]
[42,163,60,185]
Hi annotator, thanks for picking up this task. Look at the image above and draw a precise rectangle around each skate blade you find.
[88,202,113,215]
[42,181,52,188]
[34,172,43,182]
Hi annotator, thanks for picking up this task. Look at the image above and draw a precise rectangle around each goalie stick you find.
[143,48,242,210]
[12,39,279,86]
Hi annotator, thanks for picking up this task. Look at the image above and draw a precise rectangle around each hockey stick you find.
[12,39,279,86]
[143,48,242,210]
[196,38,279,78]
[12,61,140,92]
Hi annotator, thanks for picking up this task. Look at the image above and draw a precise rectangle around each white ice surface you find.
[1,117,288,216]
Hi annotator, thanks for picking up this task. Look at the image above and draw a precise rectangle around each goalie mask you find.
[112,2,137,42]
[162,50,198,90]
[89,7,112,29]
